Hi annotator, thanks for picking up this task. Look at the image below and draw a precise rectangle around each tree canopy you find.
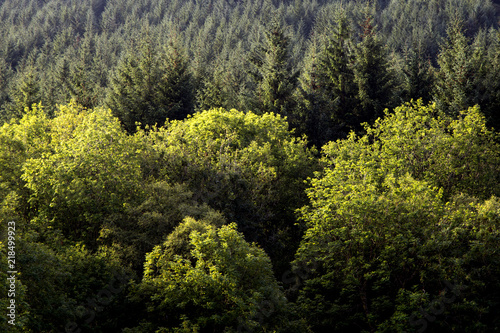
[1,1,500,332]
[294,101,500,332]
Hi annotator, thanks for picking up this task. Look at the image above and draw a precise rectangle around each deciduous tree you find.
[132,219,290,332]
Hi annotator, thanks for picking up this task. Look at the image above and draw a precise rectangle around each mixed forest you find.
[1,0,500,332]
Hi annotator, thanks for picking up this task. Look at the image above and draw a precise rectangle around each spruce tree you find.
[401,45,434,103]
[353,13,395,127]
[64,32,99,108]
[55,57,72,102]
[483,29,500,130]
[0,57,13,123]
[8,68,41,118]
[106,37,193,133]
[296,37,331,147]
[248,19,299,118]
[316,11,358,138]
[195,69,226,112]
[433,21,486,116]
[156,40,194,122]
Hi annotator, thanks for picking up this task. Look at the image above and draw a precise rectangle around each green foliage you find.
[0,0,498,127]
[9,70,42,119]
[0,103,52,219]
[106,36,193,133]
[297,8,397,145]
[20,102,142,247]
[99,181,226,273]
[0,211,131,332]
[480,28,500,130]
[380,0,497,58]
[133,219,289,332]
[20,237,133,332]
[294,100,500,332]
[157,39,194,120]
[401,46,435,103]
[248,19,299,118]
[352,14,396,126]
[434,21,487,116]
[0,58,14,123]
[295,36,335,147]
[62,31,101,108]
[0,1,499,331]
[316,10,358,137]
[140,108,317,272]
[361,100,500,200]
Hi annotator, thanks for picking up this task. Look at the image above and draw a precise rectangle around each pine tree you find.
[156,40,194,122]
[296,36,328,146]
[107,38,160,133]
[55,57,72,102]
[195,69,226,111]
[0,57,13,123]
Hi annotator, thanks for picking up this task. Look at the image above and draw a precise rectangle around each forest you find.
[1,0,500,332]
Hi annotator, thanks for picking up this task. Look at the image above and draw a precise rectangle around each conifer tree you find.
[106,36,193,133]
[64,32,99,108]
[17,70,41,109]
[483,29,500,130]
[353,13,395,126]
[195,70,226,111]
[9,68,41,118]
[316,11,358,138]
[434,21,486,116]
[107,36,162,133]
[156,40,194,121]
[296,37,331,146]
[248,19,299,118]
[55,57,72,101]
[401,45,434,103]
[0,57,13,123]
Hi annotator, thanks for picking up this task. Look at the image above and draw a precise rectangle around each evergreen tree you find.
[248,19,299,118]
[55,57,72,102]
[9,69,41,119]
[64,32,99,108]
[196,71,225,112]
[481,29,500,130]
[195,60,233,112]
[316,11,358,138]
[433,21,486,116]
[401,45,434,103]
[106,36,193,133]
[296,36,333,147]
[353,14,395,127]
[106,36,163,133]
[0,57,14,123]
[296,10,359,147]
[156,39,194,121]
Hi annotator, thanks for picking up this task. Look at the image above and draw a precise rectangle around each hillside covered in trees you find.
[1,0,500,332]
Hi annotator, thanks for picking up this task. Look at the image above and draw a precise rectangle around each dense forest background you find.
[1,0,500,137]
[1,0,500,332]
